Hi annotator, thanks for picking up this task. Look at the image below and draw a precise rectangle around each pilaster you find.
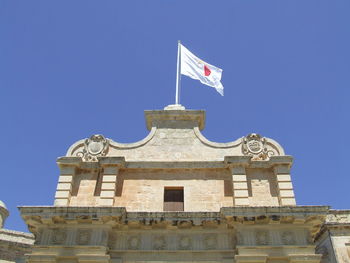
[54,157,81,206]
[225,156,251,206]
[273,162,296,206]
[231,166,249,206]
[98,157,125,206]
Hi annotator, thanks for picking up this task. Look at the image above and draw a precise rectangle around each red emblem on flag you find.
[204,65,211,76]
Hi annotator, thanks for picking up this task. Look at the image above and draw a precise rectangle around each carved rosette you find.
[76,134,109,161]
[204,234,217,249]
[51,229,67,245]
[255,230,269,245]
[153,235,166,250]
[127,236,140,250]
[178,236,192,250]
[242,133,274,161]
[281,231,295,245]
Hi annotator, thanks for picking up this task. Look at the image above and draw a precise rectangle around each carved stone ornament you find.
[255,230,269,245]
[242,133,274,161]
[236,232,244,245]
[316,246,329,263]
[34,230,42,245]
[76,229,91,245]
[153,235,166,250]
[178,236,192,250]
[204,234,217,249]
[127,236,140,250]
[281,231,295,245]
[76,134,109,161]
[51,229,67,245]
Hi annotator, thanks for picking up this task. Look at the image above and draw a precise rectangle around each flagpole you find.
[175,40,181,105]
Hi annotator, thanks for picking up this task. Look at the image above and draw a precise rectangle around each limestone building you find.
[19,105,350,263]
[0,200,34,262]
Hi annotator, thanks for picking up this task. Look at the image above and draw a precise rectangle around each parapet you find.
[54,105,295,208]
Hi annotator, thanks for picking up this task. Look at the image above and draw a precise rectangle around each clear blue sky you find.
[0,1,349,232]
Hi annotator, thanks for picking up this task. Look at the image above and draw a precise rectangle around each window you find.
[164,187,184,211]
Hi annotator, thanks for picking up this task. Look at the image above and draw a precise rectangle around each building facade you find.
[19,105,350,263]
[0,201,34,262]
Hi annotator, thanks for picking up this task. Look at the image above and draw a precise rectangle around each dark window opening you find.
[164,187,184,211]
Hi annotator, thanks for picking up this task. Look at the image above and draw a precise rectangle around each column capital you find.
[57,157,82,168]
[98,156,125,167]
[224,156,251,167]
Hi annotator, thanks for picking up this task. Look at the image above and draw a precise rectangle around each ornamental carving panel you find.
[51,229,67,245]
[255,230,269,245]
[242,133,274,161]
[76,134,109,161]
[127,235,140,250]
[178,236,192,250]
[204,234,217,249]
[76,229,91,245]
[153,235,166,250]
[281,231,296,245]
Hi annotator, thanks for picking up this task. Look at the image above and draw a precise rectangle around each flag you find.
[180,44,224,96]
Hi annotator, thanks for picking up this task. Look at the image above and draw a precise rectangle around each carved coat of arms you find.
[242,133,273,161]
[77,134,109,161]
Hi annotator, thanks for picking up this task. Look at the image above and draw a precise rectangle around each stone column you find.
[273,159,296,206]
[98,157,125,206]
[55,157,81,206]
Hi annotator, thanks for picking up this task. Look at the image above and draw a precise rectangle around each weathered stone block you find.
[280,190,295,198]
[235,198,250,206]
[281,198,296,206]
[103,167,119,175]
[100,190,115,198]
[233,174,247,181]
[59,166,76,175]
[101,183,115,190]
[234,190,249,197]
[99,198,114,206]
[54,199,69,206]
[102,175,117,182]
[277,174,291,181]
[234,182,248,189]
[278,182,293,190]
[58,175,73,183]
[55,190,70,198]
[57,183,72,191]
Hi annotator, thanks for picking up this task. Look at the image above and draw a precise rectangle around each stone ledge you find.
[0,229,34,245]
[145,109,206,131]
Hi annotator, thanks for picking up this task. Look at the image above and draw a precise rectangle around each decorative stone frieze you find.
[76,229,92,245]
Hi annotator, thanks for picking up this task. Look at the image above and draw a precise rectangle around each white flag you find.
[180,44,224,96]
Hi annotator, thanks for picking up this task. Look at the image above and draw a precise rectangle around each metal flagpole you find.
[175,40,181,105]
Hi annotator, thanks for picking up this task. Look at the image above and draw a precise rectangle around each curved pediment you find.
[65,105,285,162]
